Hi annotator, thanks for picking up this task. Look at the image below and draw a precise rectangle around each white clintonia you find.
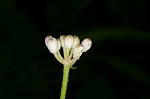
[64,35,74,49]
[81,38,92,52]
[45,35,92,99]
[45,35,92,65]
[45,36,59,53]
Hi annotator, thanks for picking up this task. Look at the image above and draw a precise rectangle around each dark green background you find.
[0,0,150,99]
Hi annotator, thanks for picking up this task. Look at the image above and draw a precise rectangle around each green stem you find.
[60,65,70,99]
[57,51,63,60]
[63,48,67,59]
[54,53,64,64]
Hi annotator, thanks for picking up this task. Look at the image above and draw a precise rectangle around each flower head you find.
[45,35,92,66]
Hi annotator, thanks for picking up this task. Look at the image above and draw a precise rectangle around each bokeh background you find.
[0,0,150,99]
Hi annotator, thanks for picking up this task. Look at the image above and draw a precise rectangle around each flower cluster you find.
[45,35,92,67]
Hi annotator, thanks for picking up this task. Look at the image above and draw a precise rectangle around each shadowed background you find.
[0,0,150,99]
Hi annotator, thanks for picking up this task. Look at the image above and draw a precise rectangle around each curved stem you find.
[57,51,64,60]
[63,47,67,59]
[60,65,70,99]
[54,53,64,64]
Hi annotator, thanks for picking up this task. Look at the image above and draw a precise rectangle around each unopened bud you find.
[73,45,83,60]
[81,38,92,52]
[45,36,59,53]
[64,35,74,49]
[72,36,80,48]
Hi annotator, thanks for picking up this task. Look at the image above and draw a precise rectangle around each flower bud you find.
[45,36,59,53]
[45,35,52,47]
[72,36,80,48]
[60,35,66,48]
[64,35,74,49]
[73,45,83,60]
[81,38,92,52]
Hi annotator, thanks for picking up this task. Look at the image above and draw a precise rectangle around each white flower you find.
[81,38,92,52]
[64,35,74,49]
[45,36,59,53]
[45,35,92,66]
[72,36,80,48]
[73,45,83,60]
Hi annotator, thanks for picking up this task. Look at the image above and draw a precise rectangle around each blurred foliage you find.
[0,0,150,99]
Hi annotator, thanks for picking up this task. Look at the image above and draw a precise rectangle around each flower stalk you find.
[60,65,70,99]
